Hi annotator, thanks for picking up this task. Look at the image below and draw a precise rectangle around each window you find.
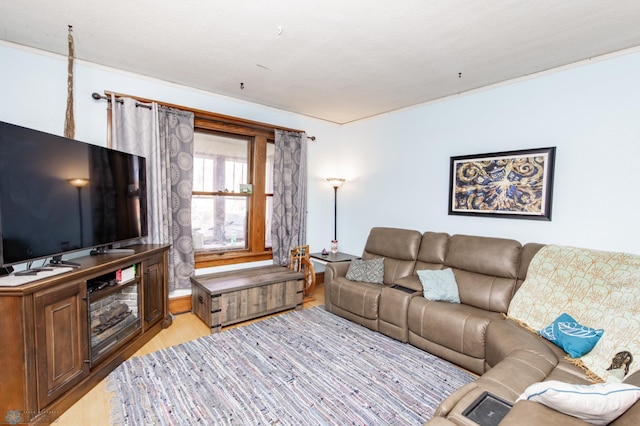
[102,91,300,269]
[192,132,250,252]
[192,119,276,268]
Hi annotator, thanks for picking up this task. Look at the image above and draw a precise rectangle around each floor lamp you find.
[326,178,345,253]
[68,178,89,248]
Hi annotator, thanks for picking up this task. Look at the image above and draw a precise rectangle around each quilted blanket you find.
[507,244,640,382]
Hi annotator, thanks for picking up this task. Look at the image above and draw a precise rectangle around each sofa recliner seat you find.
[325,227,422,331]
[407,233,529,374]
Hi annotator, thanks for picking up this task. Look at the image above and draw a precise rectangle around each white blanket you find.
[508,244,640,382]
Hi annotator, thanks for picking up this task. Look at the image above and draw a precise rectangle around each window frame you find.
[192,118,273,268]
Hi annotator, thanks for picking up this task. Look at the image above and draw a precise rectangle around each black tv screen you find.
[0,121,147,266]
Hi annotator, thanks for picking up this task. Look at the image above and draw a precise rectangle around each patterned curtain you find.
[157,106,195,291]
[110,96,160,239]
[111,97,195,291]
[271,130,308,266]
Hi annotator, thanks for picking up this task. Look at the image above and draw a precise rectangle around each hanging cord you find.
[64,25,75,138]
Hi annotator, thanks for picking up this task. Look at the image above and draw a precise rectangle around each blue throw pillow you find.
[417,268,460,303]
[539,313,604,358]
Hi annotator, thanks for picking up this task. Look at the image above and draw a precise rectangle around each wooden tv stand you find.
[0,244,171,425]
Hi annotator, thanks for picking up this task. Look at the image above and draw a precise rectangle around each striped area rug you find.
[108,307,475,425]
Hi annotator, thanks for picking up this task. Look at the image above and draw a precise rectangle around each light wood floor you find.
[56,284,325,425]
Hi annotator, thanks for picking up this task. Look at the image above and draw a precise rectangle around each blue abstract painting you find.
[449,147,555,220]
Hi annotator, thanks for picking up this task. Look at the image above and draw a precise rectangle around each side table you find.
[309,251,360,287]
[309,251,360,263]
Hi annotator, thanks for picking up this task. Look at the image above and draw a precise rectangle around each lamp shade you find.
[68,178,89,188]
[326,177,345,188]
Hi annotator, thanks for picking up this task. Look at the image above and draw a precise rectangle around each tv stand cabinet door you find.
[34,280,89,409]
[143,254,166,329]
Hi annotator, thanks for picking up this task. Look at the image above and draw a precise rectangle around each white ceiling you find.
[2,1,640,124]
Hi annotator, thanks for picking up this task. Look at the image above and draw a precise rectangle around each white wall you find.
[338,49,640,256]
[0,42,342,260]
[2,41,640,265]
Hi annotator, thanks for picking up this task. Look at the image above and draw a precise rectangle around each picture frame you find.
[448,147,555,220]
[239,183,253,194]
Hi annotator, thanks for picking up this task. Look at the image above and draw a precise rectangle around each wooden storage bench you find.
[191,265,304,333]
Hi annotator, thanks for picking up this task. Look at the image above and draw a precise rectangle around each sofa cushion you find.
[445,234,521,280]
[345,258,384,284]
[362,227,422,283]
[417,268,460,303]
[517,381,640,426]
[515,243,545,292]
[539,313,604,358]
[408,296,500,359]
[414,231,450,271]
[452,269,517,314]
[444,234,522,313]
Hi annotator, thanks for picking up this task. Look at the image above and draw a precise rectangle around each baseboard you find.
[169,294,191,314]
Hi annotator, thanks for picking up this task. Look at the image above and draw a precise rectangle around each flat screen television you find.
[0,121,147,269]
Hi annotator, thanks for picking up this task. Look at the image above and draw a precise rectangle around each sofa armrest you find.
[423,416,458,426]
[500,400,589,426]
[485,318,558,368]
[433,382,479,417]
[324,262,353,311]
[326,261,351,280]
[394,274,423,292]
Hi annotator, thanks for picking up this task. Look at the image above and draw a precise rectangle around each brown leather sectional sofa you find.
[324,227,640,425]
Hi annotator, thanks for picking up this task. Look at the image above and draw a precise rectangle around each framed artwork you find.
[448,147,555,220]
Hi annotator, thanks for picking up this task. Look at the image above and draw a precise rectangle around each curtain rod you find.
[92,92,151,109]
[91,92,316,141]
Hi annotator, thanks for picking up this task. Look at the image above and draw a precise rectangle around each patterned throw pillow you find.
[539,313,604,358]
[345,258,385,284]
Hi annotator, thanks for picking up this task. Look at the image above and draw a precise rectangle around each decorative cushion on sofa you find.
[417,268,460,303]
[517,380,640,426]
[539,313,604,358]
[346,258,384,284]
